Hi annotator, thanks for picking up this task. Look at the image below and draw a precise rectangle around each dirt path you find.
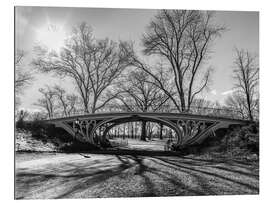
[15,152,259,199]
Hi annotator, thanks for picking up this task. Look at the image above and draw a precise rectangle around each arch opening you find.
[91,115,183,151]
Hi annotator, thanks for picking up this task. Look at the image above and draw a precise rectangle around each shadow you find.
[145,166,207,195]
[87,149,182,156]
[15,152,259,199]
[16,156,136,199]
[152,157,259,192]
[116,154,156,196]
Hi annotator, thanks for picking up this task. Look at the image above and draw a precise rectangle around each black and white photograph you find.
[13,2,260,200]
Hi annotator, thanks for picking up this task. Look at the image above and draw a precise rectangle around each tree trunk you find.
[131,122,134,139]
[128,122,130,138]
[123,124,125,139]
[246,93,254,121]
[141,121,147,141]
[135,122,138,139]
[159,123,163,140]
[84,100,89,113]
[179,86,186,112]
[147,123,152,140]
[91,96,97,114]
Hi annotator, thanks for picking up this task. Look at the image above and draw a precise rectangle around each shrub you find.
[174,123,259,157]
[15,119,99,152]
[58,141,100,152]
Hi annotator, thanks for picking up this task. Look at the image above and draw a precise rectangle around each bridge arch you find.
[49,112,249,148]
[89,114,183,146]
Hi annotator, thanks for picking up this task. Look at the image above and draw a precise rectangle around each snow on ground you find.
[15,152,259,199]
[110,138,177,151]
[16,131,57,152]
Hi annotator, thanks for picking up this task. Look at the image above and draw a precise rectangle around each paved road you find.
[15,152,259,199]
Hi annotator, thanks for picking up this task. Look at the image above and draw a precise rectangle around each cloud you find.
[19,107,43,113]
[221,89,236,95]
[15,9,29,27]
[210,89,217,95]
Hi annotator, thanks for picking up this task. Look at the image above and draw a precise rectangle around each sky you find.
[15,6,259,111]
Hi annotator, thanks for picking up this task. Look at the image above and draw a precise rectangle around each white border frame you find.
[1,0,269,202]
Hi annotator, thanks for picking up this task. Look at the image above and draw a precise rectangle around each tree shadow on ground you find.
[150,156,259,193]
[15,153,259,199]
[16,156,136,199]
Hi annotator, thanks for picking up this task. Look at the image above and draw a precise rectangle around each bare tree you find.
[233,48,259,120]
[131,10,225,112]
[53,85,68,116]
[33,22,132,113]
[191,98,214,114]
[115,69,171,140]
[16,109,30,123]
[53,85,79,116]
[34,86,57,118]
[225,91,246,119]
[28,111,47,121]
[117,70,170,111]
[253,97,259,120]
[15,49,33,107]
[66,94,79,115]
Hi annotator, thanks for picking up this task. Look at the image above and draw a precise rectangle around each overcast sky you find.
[15,6,259,111]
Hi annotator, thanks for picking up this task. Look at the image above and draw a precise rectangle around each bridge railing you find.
[48,105,247,120]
